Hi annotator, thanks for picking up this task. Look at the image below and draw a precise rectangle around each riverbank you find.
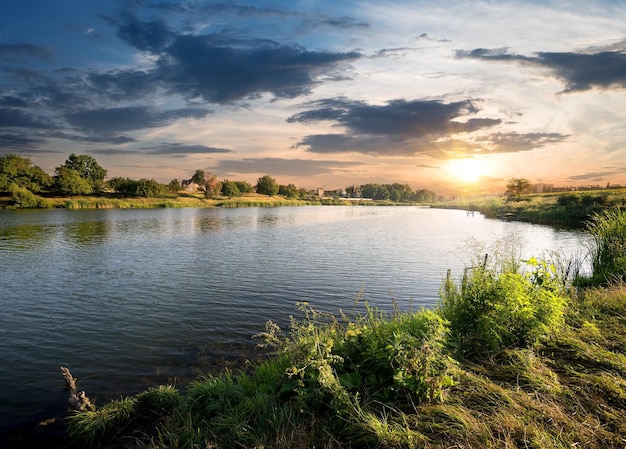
[437,187,626,228]
[62,281,626,449]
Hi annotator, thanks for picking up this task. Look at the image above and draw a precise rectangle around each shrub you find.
[440,257,568,355]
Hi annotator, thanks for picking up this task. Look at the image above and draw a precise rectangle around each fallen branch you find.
[60,366,95,412]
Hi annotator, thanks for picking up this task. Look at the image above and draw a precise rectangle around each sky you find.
[1,0,625,196]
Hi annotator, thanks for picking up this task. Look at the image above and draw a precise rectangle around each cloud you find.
[216,157,365,176]
[159,34,361,103]
[116,14,174,52]
[64,106,211,134]
[138,143,235,155]
[567,168,625,182]
[458,45,626,92]
[42,131,137,145]
[105,12,362,104]
[289,98,502,156]
[0,108,56,129]
[0,133,46,150]
[472,132,570,153]
[289,98,500,139]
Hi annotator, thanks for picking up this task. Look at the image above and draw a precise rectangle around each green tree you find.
[0,154,52,193]
[234,180,253,194]
[54,166,93,195]
[278,183,299,198]
[221,179,241,198]
[256,175,279,197]
[505,178,532,198]
[167,179,181,193]
[191,169,205,185]
[59,154,107,188]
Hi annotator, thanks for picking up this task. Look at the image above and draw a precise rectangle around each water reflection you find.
[63,220,111,246]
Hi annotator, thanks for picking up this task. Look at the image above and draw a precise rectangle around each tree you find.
[278,183,299,198]
[167,179,181,193]
[234,180,253,194]
[505,178,532,198]
[190,169,220,198]
[57,154,107,193]
[221,179,241,198]
[54,166,93,195]
[0,154,53,193]
[191,170,205,185]
[256,175,279,197]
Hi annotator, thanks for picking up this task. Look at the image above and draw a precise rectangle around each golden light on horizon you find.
[443,157,489,184]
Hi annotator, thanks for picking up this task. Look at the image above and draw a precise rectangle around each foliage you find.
[8,184,51,208]
[54,166,93,195]
[0,153,53,193]
[440,239,568,354]
[584,207,626,285]
[57,153,107,192]
[108,177,166,197]
[220,179,241,198]
[256,175,279,196]
[278,183,300,198]
[234,180,253,194]
[166,179,180,193]
[505,177,532,198]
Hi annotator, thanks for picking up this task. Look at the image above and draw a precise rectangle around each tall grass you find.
[584,207,626,285]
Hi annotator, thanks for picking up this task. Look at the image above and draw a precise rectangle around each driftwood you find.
[60,366,95,412]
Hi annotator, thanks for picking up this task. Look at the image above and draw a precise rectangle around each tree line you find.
[0,153,439,204]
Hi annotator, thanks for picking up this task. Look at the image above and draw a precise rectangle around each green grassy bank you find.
[0,192,328,209]
[63,208,626,449]
[439,188,626,227]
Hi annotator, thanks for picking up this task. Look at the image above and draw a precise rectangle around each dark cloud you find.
[473,132,570,153]
[288,98,500,140]
[138,143,234,155]
[289,98,502,156]
[116,14,174,52]
[159,34,361,103]
[0,108,56,129]
[87,148,135,156]
[0,133,46,150]
[567,168,624,182]
[458,47,626,92]
[42,131,137,145]
[0,43,51,61]
[64,106,211,134]
[216,157,364,176]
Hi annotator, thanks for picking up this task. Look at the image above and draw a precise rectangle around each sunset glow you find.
[444,158,490,184]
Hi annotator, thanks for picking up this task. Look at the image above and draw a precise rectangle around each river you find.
[0,206,590,443]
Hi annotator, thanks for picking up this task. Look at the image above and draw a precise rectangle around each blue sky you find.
[1,0,625,195]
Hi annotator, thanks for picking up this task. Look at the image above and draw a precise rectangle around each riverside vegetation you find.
[64,207,626,449]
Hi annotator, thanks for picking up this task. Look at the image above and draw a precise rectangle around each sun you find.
[444,157,488,184]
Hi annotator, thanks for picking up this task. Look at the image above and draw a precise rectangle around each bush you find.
[440,257,568,355]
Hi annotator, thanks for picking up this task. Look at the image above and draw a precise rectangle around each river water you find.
[0,206,590,437]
